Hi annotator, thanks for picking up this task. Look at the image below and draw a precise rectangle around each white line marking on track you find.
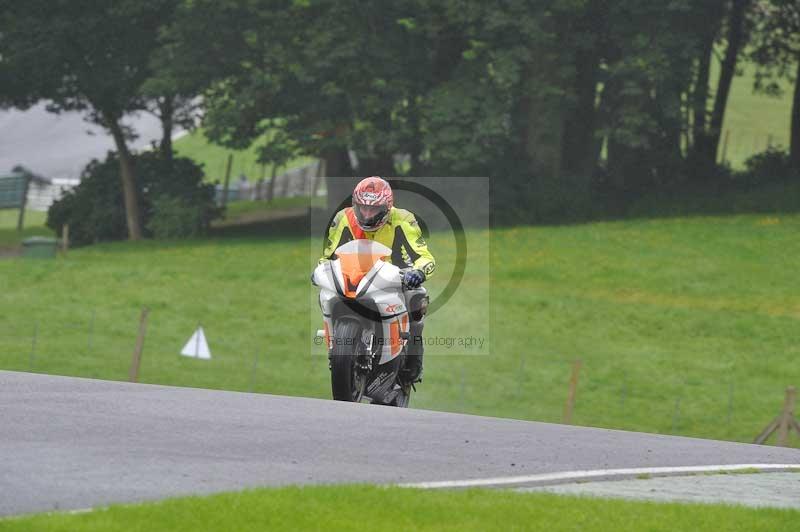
[66,508,95,515]
[398,463,800,489]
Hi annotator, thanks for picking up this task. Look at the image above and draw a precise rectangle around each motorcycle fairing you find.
[315,242,410,363]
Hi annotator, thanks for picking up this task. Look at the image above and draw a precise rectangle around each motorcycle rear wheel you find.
[330,320,366,402]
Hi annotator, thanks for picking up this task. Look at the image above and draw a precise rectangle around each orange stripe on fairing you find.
[338,253,375,298]
[389,320,402,357]
[337,250,388,299]
[323,322,331,350]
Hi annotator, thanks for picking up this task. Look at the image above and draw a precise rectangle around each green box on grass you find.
[22,236,60,258]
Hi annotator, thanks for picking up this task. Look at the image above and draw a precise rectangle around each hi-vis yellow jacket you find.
[320,206,436,277]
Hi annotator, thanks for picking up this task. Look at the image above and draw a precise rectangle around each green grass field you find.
[2,187,799,446]
[1,485,797,532]
[173,130,315,182]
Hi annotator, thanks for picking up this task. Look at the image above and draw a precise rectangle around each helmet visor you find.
[354,203,389,230]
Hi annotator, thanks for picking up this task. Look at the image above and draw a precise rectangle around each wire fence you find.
[0,310,797,448]
[0,310,323,395]
[18,161,325,212]
[23,178,79,212]
[214,161,324,204]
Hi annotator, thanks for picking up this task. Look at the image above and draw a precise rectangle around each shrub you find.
[736,147,797,186]
[47,152,221,246]
[147,195,208,239]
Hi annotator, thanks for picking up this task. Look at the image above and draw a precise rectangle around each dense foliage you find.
[164,0,799,222]
[739,147,799,185]
[3,0,799,231]
[46,153,220,246]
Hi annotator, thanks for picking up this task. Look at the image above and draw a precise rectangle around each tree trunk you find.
[690,30,716,165]
[107,116,143,240]
[322,148,356,212]
[601,73,652,202]
[707,0,750,164]
[519,52,570,220]
[357,153,395,177]
[407,97,424,175]
[266,165,277,202]
[520,64,563,185]
[691,1,724,164]
[158,95,174,163]
[791,57,800,172]
[561,47,601,188]
[560,0,606,189]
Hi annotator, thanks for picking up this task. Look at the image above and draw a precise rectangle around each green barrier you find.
[0,173,30,231]
[22,237,60,259]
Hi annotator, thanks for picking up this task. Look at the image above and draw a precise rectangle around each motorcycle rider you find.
[319,176,435,384]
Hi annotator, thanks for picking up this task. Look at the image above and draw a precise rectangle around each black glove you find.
[403,269,425,289]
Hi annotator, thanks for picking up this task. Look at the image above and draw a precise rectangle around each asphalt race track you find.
[2,371,798,516]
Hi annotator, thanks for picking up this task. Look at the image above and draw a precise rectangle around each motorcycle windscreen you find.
[335,240,391,298]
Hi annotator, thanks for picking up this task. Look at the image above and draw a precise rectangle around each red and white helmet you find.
[352,176,393,231]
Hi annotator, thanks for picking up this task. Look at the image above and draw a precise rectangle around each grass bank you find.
[173,129,314,182]
[1,203,798,445]
[1,485,797,531]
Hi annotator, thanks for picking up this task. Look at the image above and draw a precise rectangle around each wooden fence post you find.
[563,359,582,424]
[61,224,69,254]
[16,172,30,232]
[719,130,730,164]
[754,386,799,446]
[221,154,234,208]
[128,308,150,383]
[266,165,277,202]
[777,386,797,447]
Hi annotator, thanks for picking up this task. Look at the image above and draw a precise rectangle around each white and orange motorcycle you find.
[312,240,426,407]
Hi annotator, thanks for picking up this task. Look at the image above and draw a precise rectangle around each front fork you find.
[357,329,375,372]
[318,322,411,372]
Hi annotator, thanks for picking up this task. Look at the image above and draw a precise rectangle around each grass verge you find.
[1,485,797,532]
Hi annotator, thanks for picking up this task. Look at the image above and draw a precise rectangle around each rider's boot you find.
[400,320,424,385]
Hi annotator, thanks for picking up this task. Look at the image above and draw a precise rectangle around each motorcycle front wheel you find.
[330,320,366,402]
[392,384,411,408]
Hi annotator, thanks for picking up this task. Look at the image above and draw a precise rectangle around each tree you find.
[688,1,726,170]
[169,0,443,209]
[0,0,175,240]
[166,0,751,222]
[259,130,297,202]
[706,0,752,166]
[751,0,800,170]
[141,7,221,164]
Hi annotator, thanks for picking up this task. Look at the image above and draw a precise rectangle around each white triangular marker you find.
[181,326,212,360]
